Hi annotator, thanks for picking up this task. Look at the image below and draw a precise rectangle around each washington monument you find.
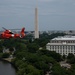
[34,7,39,39]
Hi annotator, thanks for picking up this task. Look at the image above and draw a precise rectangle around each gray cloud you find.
[0,0,75,30]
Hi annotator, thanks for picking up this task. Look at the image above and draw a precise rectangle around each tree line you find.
[0,32,75,75]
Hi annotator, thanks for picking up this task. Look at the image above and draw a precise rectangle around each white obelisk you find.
[34,5,39,39]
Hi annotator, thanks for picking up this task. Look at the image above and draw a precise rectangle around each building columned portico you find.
[46,36,75,56]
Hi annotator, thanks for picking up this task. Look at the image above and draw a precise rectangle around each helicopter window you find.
[9,32,13,34]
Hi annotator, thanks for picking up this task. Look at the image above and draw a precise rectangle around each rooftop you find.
[47,43,75,45]
[52,36,75,41]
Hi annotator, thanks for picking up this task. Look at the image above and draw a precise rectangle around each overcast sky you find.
[0,0,75,31]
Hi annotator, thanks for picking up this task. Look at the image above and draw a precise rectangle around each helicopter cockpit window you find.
[9,32,13,34]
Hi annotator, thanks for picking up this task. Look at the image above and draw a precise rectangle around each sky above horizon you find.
[0,0,75,31]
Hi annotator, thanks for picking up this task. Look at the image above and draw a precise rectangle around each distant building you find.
[46,36,75,56]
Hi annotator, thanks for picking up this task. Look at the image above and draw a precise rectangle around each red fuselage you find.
[0,28,25,39]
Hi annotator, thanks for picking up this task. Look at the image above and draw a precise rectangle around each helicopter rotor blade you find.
[2,27,7,30]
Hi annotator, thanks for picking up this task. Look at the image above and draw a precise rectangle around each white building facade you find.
[46,36,75,56]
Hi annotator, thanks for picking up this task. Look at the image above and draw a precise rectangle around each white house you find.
[46,36,75,56]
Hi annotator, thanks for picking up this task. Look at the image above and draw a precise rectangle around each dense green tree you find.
[62,55,66,60]
[52,63,67,75]
[17,64,42,75]
[17,68,25,75]
[27,43,39,53]
[67,53,75,64]
[1,32,75,75]
[33,38,49,47]
[34,61,49,72]
[2,53,10,58]
[18,62,28,69]
[9,47,14,54]
[0,47,3,53]
[15,52,26,60]
[26,53,39,63]
[67,53,74,59]
[67,57,75,64]
[15,60,24,67]
[0,53,3,58]
[38,49,62,62]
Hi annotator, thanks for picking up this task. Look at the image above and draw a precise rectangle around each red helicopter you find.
[0,27,25,39]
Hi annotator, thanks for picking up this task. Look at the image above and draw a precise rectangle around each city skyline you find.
[0,0,75,31]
